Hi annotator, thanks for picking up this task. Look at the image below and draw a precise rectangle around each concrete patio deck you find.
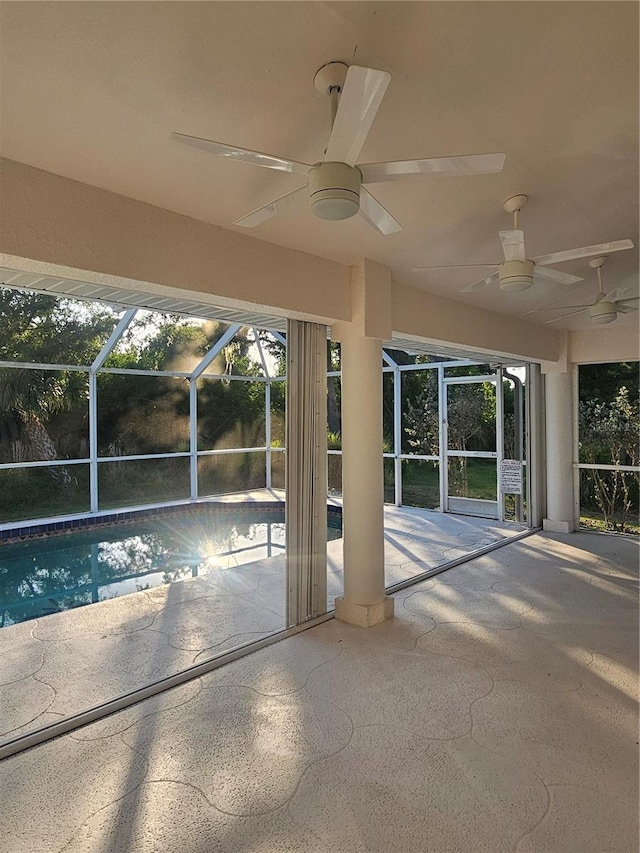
[0,527,637,852]
[0,503,524,742]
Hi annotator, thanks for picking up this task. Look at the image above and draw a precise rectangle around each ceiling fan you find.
[413,194,635,292]
[170,61,506,235]
[537,256,639,325]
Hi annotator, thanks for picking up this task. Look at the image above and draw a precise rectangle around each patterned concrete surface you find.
[0,506,523,739]
[0,529,637,852]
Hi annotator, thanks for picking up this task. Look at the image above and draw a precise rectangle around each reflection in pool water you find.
[0,506,342,626]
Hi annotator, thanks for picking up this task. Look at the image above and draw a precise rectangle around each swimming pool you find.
[0,503,342,627]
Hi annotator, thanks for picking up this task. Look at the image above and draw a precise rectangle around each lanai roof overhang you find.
[0,159,562,367]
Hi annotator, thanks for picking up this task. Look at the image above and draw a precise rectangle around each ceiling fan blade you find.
[616,302,639,314]
[324,66,391,166]
[412,263,499,271]
[544,308,588,324]
[461,271,500,292]
[553,303,593,310]
[500,230,526,262]
[170,133,311,176]
[534,266,583,285]
[360,152,506,184]
[604,289,623,303]
[533,239,634,267]
[358,187,402,235]
[610,290,638,303]
[522,302,591,317]
[233,185,307,228]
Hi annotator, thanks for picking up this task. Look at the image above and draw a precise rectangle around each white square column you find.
[333,260,394,627]
[542,369,576,533]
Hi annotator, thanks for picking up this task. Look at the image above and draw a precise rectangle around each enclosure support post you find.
[253,329,272,492]
[189,380,198,500]
[265,381,272,490]
[89,372,98,512]
[393,366,402,506]
[571,364,580,529]
[504,368,525,522]
[496,367,505,521]
[526,363,544,528]
[438,365,447,512]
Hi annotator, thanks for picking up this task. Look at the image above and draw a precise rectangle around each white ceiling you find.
[1,1,638,331]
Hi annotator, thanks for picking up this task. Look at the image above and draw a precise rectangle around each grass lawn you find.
[580,509,640,535]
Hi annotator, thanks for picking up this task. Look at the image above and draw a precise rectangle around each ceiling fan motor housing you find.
[589,301,616,324]
[309,162,361,220]
[498,259,534,292]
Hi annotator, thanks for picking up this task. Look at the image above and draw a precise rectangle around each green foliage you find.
[401,459,440,509]
[579,362,639,405]
[0,289,117,364]
[0,291,106,464]
[327,431,342,451]
[578,385,639,531]
[403,370,439,455]
[0,292,272,520]
[0,466,90,522]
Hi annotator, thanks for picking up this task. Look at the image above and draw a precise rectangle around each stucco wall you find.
[2,157,568,364]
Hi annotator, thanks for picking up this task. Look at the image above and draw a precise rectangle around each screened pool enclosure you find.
[0,287,536,528]
[7,286,639,760]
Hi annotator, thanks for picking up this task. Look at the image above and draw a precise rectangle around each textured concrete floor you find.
[0,505,522,740]
[0,529,637,853]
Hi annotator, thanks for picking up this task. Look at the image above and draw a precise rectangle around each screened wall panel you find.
[447,458,497,501]
[270,450,286,490]
[383,457,395,504]
[197,452,267,497]
[446,383,496,453]
[270,381,286,447]
[327,453,342,497]
[0,465,90,522]
[401,369,439,455]
[98,457,190,508]
[197,379,266,450]
[401,460,440,509]
[97,374,189,456]
[0,368,88,464]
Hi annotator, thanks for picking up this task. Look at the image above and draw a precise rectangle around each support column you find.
[543,370,576,533]
[334,332,394,627]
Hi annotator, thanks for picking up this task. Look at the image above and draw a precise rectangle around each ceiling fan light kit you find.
[308,161,361,220]
[589,300,617,324]
[171,61,506,234]
[498,259,534,292]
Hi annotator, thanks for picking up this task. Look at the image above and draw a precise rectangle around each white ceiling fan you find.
[536,256,639,325]
[170,61,506,235]
[413,194,635,292]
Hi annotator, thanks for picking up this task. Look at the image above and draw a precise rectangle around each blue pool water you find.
[0,504,342,627]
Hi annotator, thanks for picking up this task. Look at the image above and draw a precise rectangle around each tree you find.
[579,362,639,406]
[0,292,269,519]
[579,386,640,531]
[0,289,116,469]
[403,370,439,456]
